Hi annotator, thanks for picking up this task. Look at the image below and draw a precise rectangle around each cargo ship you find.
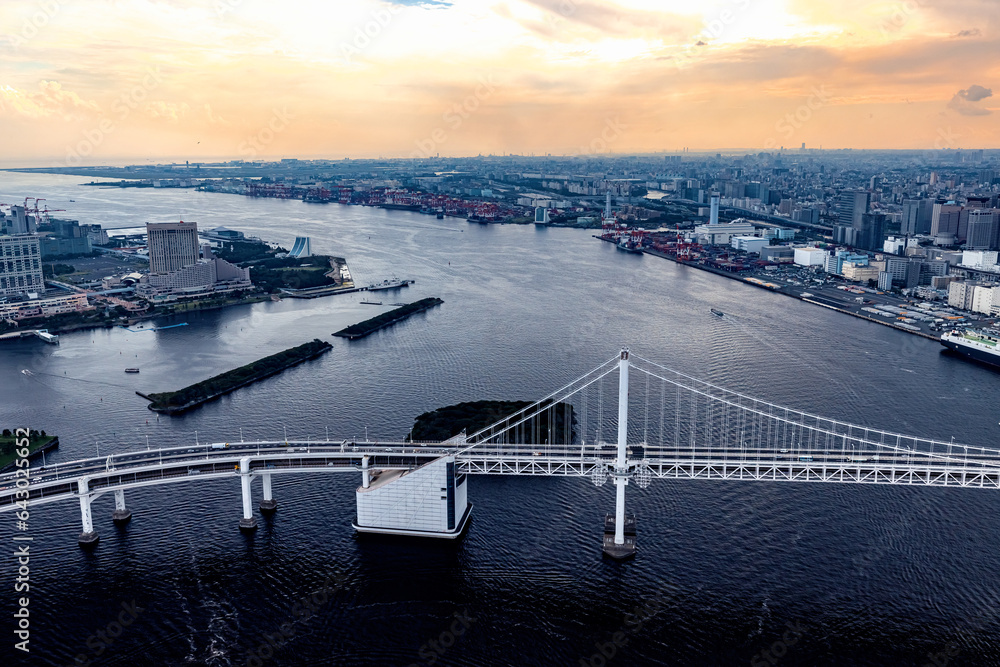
[940,329,1000,369]
[616,238,643,254]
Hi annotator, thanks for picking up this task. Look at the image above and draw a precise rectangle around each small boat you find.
[711,309,725,317]
[124,368,140,373]
[360,300,383,306]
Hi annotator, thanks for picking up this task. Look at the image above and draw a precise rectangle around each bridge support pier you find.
[603,348,636,560]
[77,479,98,547]
[238,458,257,531]
[259,473,276,512]
[112,488,132,523]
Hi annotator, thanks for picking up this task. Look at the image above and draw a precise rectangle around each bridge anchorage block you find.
[602,513,637,560]
[259,499,277,512]
[78,531,99,547]
[239,517,258,532]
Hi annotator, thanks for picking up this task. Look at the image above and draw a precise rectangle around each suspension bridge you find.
[2,349,999,559]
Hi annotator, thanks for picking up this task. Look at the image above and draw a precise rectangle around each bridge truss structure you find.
[3,349,998,558]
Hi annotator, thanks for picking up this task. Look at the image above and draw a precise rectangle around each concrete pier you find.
[112,488,132,523]
[602,513,636,559]
[259,472,276,512]
[77,479,99,546]
[239,457,257,531]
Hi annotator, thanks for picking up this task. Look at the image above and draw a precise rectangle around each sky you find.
[0,0,998,164]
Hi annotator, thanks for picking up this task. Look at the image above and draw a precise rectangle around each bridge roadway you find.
[5,438,1000,515]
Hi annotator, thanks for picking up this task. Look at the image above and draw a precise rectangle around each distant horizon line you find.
[2,146,999,170]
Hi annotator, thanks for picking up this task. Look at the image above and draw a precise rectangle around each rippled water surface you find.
[2,173,1000,666]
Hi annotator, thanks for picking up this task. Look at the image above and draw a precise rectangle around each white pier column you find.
[362,455,370,489]
[259,472,277,512]
[239,457,257,531]
[112,488,132,523]
[78,478,98,546]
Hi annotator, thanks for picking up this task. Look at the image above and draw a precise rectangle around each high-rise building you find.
[0,206,37,236]
[931,203,962,245]
[838,190,869,228]
[860,213,887,252]
[147,221,200,274]
[745,181,768,202]
[883,256,921,288]
[919,259,950,285]
[138,222,252,300]
[793,207,820,225]
[901,199,933,235]
[966,209,999,250]
[0,234,44,298]
[832,225,858,247]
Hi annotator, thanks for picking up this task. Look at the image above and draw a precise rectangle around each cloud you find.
[0,81,100,120]
[953,28,981,37]
[948,84,993,115]
[144,100,191,122]
[511,0,691,41]
[204,103,226,124]
[958,84,992,102]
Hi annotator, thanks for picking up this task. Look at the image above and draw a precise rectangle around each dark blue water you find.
[3,172,1000,666]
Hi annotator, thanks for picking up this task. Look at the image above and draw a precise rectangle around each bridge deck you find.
[3,440,1000,512]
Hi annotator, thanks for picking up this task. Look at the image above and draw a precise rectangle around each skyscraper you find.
[857,212,887,252]
[930,203,962,243]
[838,190,870,228]
[0,234,43,298]
[147,221,200,274]
[966,209,999,250]
[901,199,933,235]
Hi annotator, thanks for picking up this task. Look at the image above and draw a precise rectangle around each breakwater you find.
[333,298,443,340]
[139,339,333,414]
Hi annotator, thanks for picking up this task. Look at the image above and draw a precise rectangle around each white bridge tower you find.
[603,348,637,559]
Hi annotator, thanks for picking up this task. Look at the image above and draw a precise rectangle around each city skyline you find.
[0,0,997,164]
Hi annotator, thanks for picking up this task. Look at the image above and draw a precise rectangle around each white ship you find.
[940,329,1000,369]
[366,279,414,292]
